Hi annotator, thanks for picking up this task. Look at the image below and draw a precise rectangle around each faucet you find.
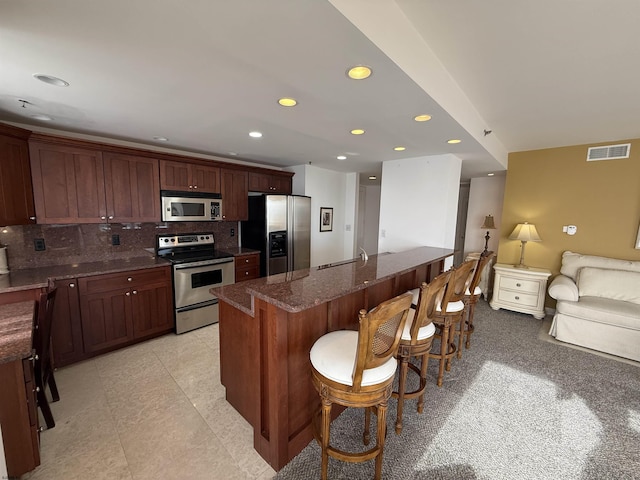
[359,247,368,262]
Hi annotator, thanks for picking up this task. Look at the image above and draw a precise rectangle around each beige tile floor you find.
[22,324,277,480]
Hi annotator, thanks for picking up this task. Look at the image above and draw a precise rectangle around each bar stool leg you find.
[395,356,409,434]
[437,325,449,386]
[417,355,429,413]
[321,399,331,480]
[375,403,388,480]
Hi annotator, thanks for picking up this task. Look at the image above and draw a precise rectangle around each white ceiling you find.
[2,1,639,183]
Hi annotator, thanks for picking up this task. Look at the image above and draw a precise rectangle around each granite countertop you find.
[0,301,35,364]
[0,254,171,294]
[212,246,453,316]
[221,247,261,257]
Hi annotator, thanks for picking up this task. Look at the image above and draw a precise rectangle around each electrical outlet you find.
[230,228,235,237]
[111,234,120,246]
[34,238,46,251]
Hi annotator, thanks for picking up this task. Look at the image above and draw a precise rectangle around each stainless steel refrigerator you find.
[241,195,311,277]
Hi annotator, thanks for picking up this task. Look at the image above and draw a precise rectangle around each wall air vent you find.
[587,143,631,161]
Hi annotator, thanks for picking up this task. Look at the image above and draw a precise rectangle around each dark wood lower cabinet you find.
[0,357,40,478]
[78,267,173,355]
[51,279,85,367]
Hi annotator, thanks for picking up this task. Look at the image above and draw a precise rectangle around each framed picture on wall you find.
[320,207,333,232]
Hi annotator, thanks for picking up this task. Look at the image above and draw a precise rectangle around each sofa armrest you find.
[548,275,579,301]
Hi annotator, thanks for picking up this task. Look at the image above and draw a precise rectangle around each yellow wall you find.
[497,138,640,283]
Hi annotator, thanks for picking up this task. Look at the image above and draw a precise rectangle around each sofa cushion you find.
[560,251,640,281]
[577,267,640,305]
[556,296,640,330]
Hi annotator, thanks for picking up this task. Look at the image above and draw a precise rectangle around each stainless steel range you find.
[156,233,235,334]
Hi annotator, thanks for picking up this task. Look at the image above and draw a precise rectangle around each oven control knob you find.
[171,239,175,242]
[163,239,169,243]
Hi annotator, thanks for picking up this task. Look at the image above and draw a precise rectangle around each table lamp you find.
[481,215,496,254]
[509,222,541,268]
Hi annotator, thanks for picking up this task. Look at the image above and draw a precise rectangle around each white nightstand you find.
[490,263,551,319]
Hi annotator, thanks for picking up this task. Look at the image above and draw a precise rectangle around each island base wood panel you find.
[218,258,443,471]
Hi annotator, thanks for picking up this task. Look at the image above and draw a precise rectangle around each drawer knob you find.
[245,271,249,275]
[245,259,249,263]
[127,277,133,282]
[132,290,137,295]
[515,296,520,300]
[69,283,75,288]
[516,283,522,287]
[126,292,131,296]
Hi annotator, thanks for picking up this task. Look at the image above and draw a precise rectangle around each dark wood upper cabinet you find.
[29,139,161,224]
[160,160,220,193]
[221,168,248,221]
[248,171,292,194]
[29,141,107,224]
[0,125,36,225]
[103,152,160,222]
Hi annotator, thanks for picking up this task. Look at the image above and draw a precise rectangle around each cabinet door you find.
[51,279,85,367]
[103,153,161,222]
[248,172,270,192]
[131,281,174,338]
[221,169,248,221]
[271,175,292,194]
[29,142,107,223]
[0,134,36,225]
[159,160,191,191]
[80,288,133,353]
[191,164,221,193]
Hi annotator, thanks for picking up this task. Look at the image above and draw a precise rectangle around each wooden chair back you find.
[468,251,496,296]
[33,281,57,379]
[441,259,477,306]
[351,291,412,390]
[409,270,451,344]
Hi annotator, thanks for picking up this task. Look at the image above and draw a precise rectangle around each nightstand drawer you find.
[499,276,539,294]
[496,289,539,307]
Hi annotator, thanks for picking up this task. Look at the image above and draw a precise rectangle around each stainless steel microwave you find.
[161,191,223,222]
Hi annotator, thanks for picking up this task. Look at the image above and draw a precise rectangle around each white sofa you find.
[548,251,640,362]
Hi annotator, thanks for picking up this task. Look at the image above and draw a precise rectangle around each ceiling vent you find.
[587,143,631,161]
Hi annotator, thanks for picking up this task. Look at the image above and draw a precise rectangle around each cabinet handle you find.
[189,185,193,189]
[126,292,131,296]
[35,386,40,393]
[127,277,133,282]
[516,283,522,287]
[245,258,250,263]
[29,216,36,221]
[38,426,45,433]
[69,283,75,288]
[245,271,249,276]
[132,290,137,295]
[193,185,198,189]
[100,216,106,220]
[108,215,114,220]
[515,296,520,300]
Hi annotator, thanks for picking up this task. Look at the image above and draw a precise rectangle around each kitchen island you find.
[212,246,454,470]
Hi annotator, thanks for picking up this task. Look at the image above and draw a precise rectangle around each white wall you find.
[343,173,358,259]
[360,185,380,254]
[285,164,356,267]
[463,176,506,256]
[378,154,462,255]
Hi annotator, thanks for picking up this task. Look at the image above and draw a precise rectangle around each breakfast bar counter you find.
[212,246,453,470]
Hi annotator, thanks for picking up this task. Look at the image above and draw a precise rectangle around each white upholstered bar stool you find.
[428,260,476,386]
[464,251,496,350]
[310,292,412,480]
[392,270,450,434]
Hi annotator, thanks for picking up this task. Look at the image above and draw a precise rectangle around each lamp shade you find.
[509,222,541,242]
[481,215,496,230]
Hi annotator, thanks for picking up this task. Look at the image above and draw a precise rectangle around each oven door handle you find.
[174,258,234,271]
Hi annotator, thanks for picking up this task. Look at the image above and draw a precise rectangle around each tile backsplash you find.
[0,222,239,270]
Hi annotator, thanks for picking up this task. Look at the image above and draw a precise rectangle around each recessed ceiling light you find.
[347,65,372,80]
[393,146,406,151]
[414,114,432,122]
[488,173,495,176]
[350,129,365,135]
[33,74,69,87]
[278,98,297,107]
[337,155,347,160]
[30,114,53,121]
[368,176,377,180]
[249,131,263,138]
[447,139,462,144]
